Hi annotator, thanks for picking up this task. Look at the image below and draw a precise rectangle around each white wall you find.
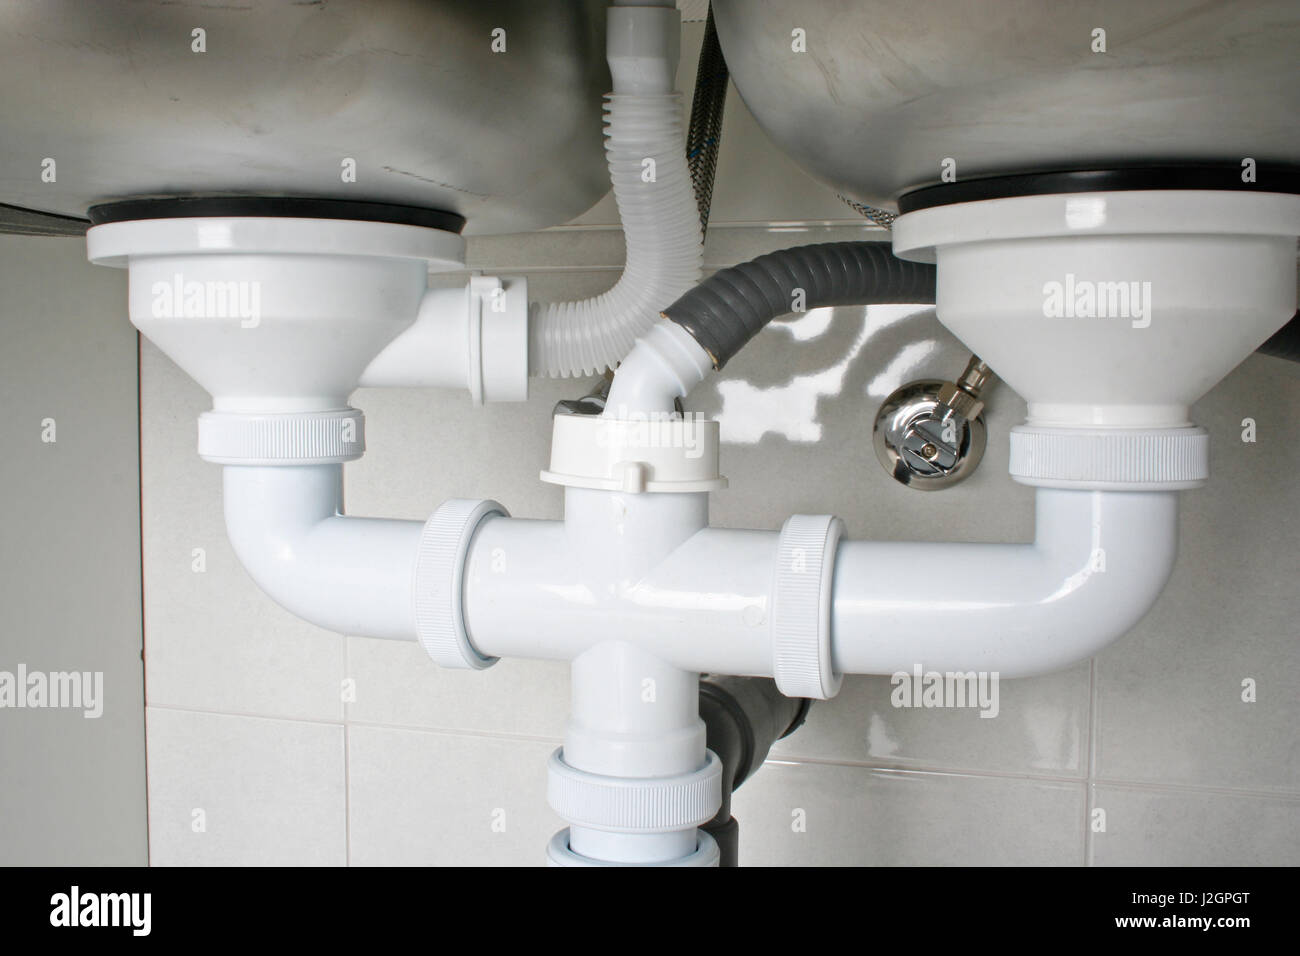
[131,20,1300,866]
[0,234,148,865]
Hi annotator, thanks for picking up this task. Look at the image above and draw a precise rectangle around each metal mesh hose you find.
[838,193,897,229]
[686,5,729,238]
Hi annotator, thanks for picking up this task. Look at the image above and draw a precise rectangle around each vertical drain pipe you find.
[560,644,710,864]
[545,489,723,866]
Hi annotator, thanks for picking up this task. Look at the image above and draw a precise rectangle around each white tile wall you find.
[1088,784,1300,866]
[347,727,562,866]
[732,762,1086,867]
[135,17,1300,867]
[145,707,346,866]
[1092,351,1300,795]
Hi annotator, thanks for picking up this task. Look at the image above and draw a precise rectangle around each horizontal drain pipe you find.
[214,464,1179,683]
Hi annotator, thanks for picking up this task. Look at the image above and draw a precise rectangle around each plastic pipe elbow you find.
[602,319,714,417]
[831,489,1180,678]
[222,465,423,641]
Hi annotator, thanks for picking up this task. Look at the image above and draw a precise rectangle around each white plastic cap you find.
[541,413,727,494]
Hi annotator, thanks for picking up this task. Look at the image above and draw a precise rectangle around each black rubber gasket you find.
[87,196,466,233]
[897,163,1300,214]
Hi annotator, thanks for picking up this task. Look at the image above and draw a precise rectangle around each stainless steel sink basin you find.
[713,0,1300,208]
[0,0,610,234]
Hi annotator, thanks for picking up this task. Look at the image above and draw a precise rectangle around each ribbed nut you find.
[414,498,508,670]
[771,514,845,700]
[547,748,723,833]
[936,382,984,421]
[1009,426,1209,489]
[197,408,366,464]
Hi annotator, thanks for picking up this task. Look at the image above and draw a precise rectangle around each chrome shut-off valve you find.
[872,355,996,490]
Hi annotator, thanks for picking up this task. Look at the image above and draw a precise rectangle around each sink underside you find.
[713,0,1300,208]
[0,0,611,235]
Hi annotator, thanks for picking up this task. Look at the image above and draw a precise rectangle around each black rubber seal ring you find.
[87,196,466,234]
[897,163,1300,214]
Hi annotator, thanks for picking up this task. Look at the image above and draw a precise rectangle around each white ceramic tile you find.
[145,707,346,866]
[347,725,561,866]
[1094,353,1300,793]
[464,230,627,272]
[463,222,885,275]
[139,340,346,721]
[700,222,888,271]
[773,664,1091,777]
[697,302,1035,540]
[1090,784,1300,866]
[731,761,1086,866]
[345,638,568,740]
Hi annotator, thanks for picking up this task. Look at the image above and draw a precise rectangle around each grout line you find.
[455,261,867,275]
[1085,777,1300,801]
[765,753,1090,786]
[459,264,625,275]
[148,702,564,746]
[342,638,351,867]
[537,218,880,233]
[147,701,347,728]
[143,705,1300,801]
[764,751,1300,801]
[136,330,153,868]
[343,722,352,867]
[1085,657,1099,866]
[344,719,565,746]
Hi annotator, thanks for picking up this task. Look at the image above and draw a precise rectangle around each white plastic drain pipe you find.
[463,511,776,675]
[457,488,1178,680]
[558,642,714,865]
[830,488,1179,676]
[211,470,1176,679]
[223,465,423,642]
